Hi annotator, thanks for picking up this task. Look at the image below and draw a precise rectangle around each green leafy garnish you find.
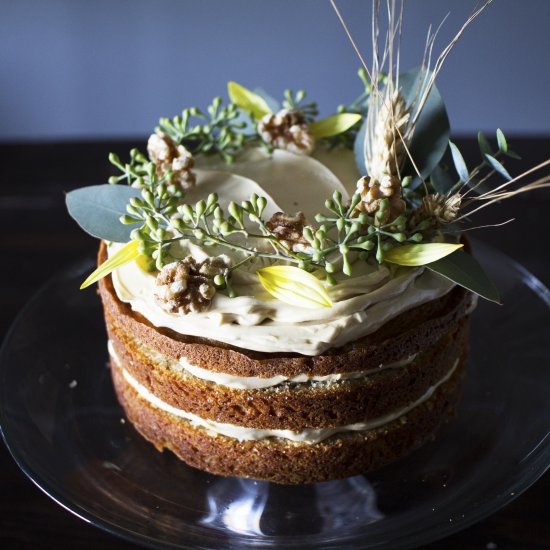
[496,128,508,153]
[484,153,512,181]
[157,96,248,163]
[66,184,141,243]
[449,141,469,183]
[65,75,547,308]
[426,250,501,303]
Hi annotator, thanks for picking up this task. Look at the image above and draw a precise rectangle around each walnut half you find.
[154,255,230,314]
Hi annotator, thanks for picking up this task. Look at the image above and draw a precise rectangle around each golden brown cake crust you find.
[111,353,467,484]
[98,241,474,378]
[107,313,469,430]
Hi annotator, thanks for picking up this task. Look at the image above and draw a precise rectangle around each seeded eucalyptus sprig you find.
[108,148,150,187]
[116,163,184,270]
[120,176,428,281]
[122,188,305,273]
[157,96,253,163]
[307,190,424,280]
[281,89,319,122]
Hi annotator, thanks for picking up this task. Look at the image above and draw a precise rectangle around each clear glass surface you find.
[1,241,549,549]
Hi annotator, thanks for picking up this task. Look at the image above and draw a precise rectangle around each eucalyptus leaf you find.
[426,250,501,303]
[496,128,508,153]
[400,68,451,186]
[484,153,512,181]
[66,184,141,242]
[449,141,469,183]
[477,131,492,157]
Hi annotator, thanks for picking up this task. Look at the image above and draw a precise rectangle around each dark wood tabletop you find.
[0,138,548,549]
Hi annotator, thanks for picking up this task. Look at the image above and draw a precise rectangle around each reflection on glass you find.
[201,478,269,535]
[315,476,384,530]
[200,474,383,536]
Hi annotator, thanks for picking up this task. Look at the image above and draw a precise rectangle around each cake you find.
[100,243,473,483]
[66,3,547,484]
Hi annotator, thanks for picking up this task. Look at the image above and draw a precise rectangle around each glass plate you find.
[1,241,549,550]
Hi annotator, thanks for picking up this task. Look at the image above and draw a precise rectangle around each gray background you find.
[1,0,549,140]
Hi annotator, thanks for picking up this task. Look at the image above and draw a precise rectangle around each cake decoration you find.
[69,67,548,307]
[154,255,231,314]
[66,0,549,483]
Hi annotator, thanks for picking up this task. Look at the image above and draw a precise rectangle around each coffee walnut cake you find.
[67,2,549,483]
[100,245,474,483]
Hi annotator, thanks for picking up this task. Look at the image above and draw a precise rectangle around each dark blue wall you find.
[1,0,549,139]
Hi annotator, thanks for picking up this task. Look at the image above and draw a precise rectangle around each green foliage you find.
[447,129,518,195]
[484,153,512,181]
[449,141,469,183]
[65,79,512,305]
[400,68,451,186]
[66,184,142,243]
[103,178,431,277]
[157,97,251,163]
[426,250,501,303]
[496,128,508,153]
[281,89,318,121]
[477,132,492,157]
[311,191,425,273]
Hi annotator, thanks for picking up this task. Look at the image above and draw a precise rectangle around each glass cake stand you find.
[1,241,549,550]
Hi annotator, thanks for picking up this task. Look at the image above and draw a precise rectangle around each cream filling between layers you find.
[107,339,417,389]
[176,353,418,389]
[114,351,459,444]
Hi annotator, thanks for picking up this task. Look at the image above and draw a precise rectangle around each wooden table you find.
[1,139,548,549]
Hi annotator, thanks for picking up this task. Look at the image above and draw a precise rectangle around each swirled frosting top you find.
[109,147,454,355]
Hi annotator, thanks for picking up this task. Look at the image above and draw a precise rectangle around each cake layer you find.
[106,312,469,430]
[110,352,467,484]
[98,242,474,378]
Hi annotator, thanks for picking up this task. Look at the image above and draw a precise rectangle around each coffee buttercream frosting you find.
[109,147,454,355]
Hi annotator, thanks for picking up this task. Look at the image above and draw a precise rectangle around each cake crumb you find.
[102,461,121,472]
[68,380,78,389]
[120,418,126,424]
[486,543,497,550]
